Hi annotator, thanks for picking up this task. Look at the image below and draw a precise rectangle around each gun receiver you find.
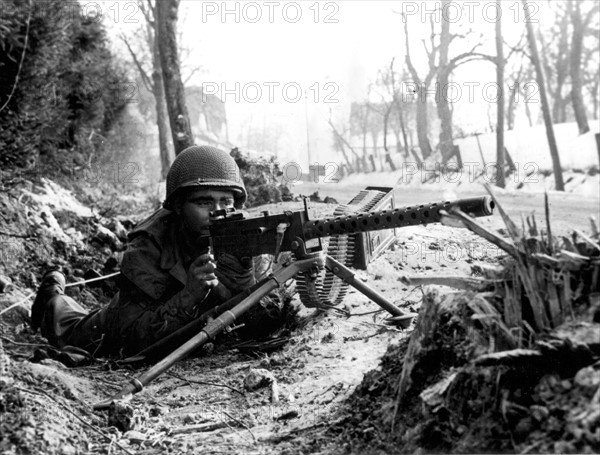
[209,196,495,258]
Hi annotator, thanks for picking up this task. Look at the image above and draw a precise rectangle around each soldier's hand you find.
[185,253,218,302]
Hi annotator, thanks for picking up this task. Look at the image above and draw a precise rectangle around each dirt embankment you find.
[318,193,600,454]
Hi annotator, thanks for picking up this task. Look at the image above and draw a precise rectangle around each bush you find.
[230,147,293,207]
[0,1,128,169]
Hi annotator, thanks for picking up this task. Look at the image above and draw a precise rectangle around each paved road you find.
[298,181,600,235]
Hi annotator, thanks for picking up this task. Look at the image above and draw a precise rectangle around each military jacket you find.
[103,209,220,356]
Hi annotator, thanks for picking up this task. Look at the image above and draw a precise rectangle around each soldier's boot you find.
[31,270,66,331]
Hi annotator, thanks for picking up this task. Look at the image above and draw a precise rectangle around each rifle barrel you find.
[303,196,494,239]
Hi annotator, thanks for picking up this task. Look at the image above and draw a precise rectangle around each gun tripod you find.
[292,238,415,324]
[93,243,415,410]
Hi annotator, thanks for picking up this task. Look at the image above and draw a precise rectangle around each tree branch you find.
[119,33,153,91]
[504,31,527,61]
[446,49,495,73]
[139,0,155,25]
[183,66,201,86]
[583,3,599,27]
[402,15,421,84]
[328,112,359,161]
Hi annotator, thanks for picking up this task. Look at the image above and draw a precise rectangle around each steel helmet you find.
[163,145,247,210]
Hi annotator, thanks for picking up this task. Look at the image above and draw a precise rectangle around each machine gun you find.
[93,190,494,409]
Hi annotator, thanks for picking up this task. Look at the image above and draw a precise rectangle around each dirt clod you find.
[107,399,136,432]
[244,368,275,391]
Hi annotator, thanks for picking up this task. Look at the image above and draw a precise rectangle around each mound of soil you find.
[329,291,600,454]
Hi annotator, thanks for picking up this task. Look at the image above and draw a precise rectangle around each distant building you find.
[185,86,230,148]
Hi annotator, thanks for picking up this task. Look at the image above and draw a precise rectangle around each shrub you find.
[230,147,292,207]
[0,1,128,169]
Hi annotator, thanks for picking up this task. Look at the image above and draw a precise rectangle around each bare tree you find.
[402,13,436,159]
[349,101,372,172]
[568,1,598,134]
[156,0,194,154]
[375,62,408,158]
[403,3,492,164]
[373,59,406,171]
[579,2,599,122]
[121,1,174,179]
[436,7,454,165]
[523,0,564,191]
[328,110,359,173]
[585,64,600,121]
[366,103,384,171]
[536,3,571,124]
[392,104,411,157]
[506,63,523,131]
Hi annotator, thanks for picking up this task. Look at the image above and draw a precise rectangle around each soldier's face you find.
[177,188,235,234]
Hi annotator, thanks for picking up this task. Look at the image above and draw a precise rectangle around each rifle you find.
[93,193,494,410]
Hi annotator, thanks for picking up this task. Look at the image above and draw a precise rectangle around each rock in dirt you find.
[574,362,600,391]
[94,225,122,250]
[529,405,550,422]
[244,368,275,391]
[123,430,146,444]
[243,368,280,402]
[107,218,128,240]
[108,400,136,432]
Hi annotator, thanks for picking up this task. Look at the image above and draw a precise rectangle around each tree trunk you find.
[368,154,377,172]
[495,0,505,188]
[384,151,396,171]
[403,17,433,160]
[415,97,433,159]
[591,78,599,121]
[410,148,423,168]
[371,132,382,171]
[328,119,356,174]
[523,0,564,191]
[382,105,397,172]
[398,108,410,157]
[524,96,534,127]
[150,22,174,179]
[437,70,454,164]
[156,0,194,155]
[507,82,517,130]
[568,1,590,134]
[338,145,355,174]
[393,129,402,155]
[361,128,369,172]
[537,10,570,128]
[437,4,454,164]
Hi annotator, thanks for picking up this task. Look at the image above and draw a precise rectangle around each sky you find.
[107,1,561,168]
[179,1,406,166]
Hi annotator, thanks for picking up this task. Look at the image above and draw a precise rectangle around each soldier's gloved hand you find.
[215,253,255,293]
[184,253,218,303]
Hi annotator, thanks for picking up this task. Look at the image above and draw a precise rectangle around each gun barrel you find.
[303,196,494,239]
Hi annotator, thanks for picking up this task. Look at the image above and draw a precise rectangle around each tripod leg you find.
[325,255,416,322]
